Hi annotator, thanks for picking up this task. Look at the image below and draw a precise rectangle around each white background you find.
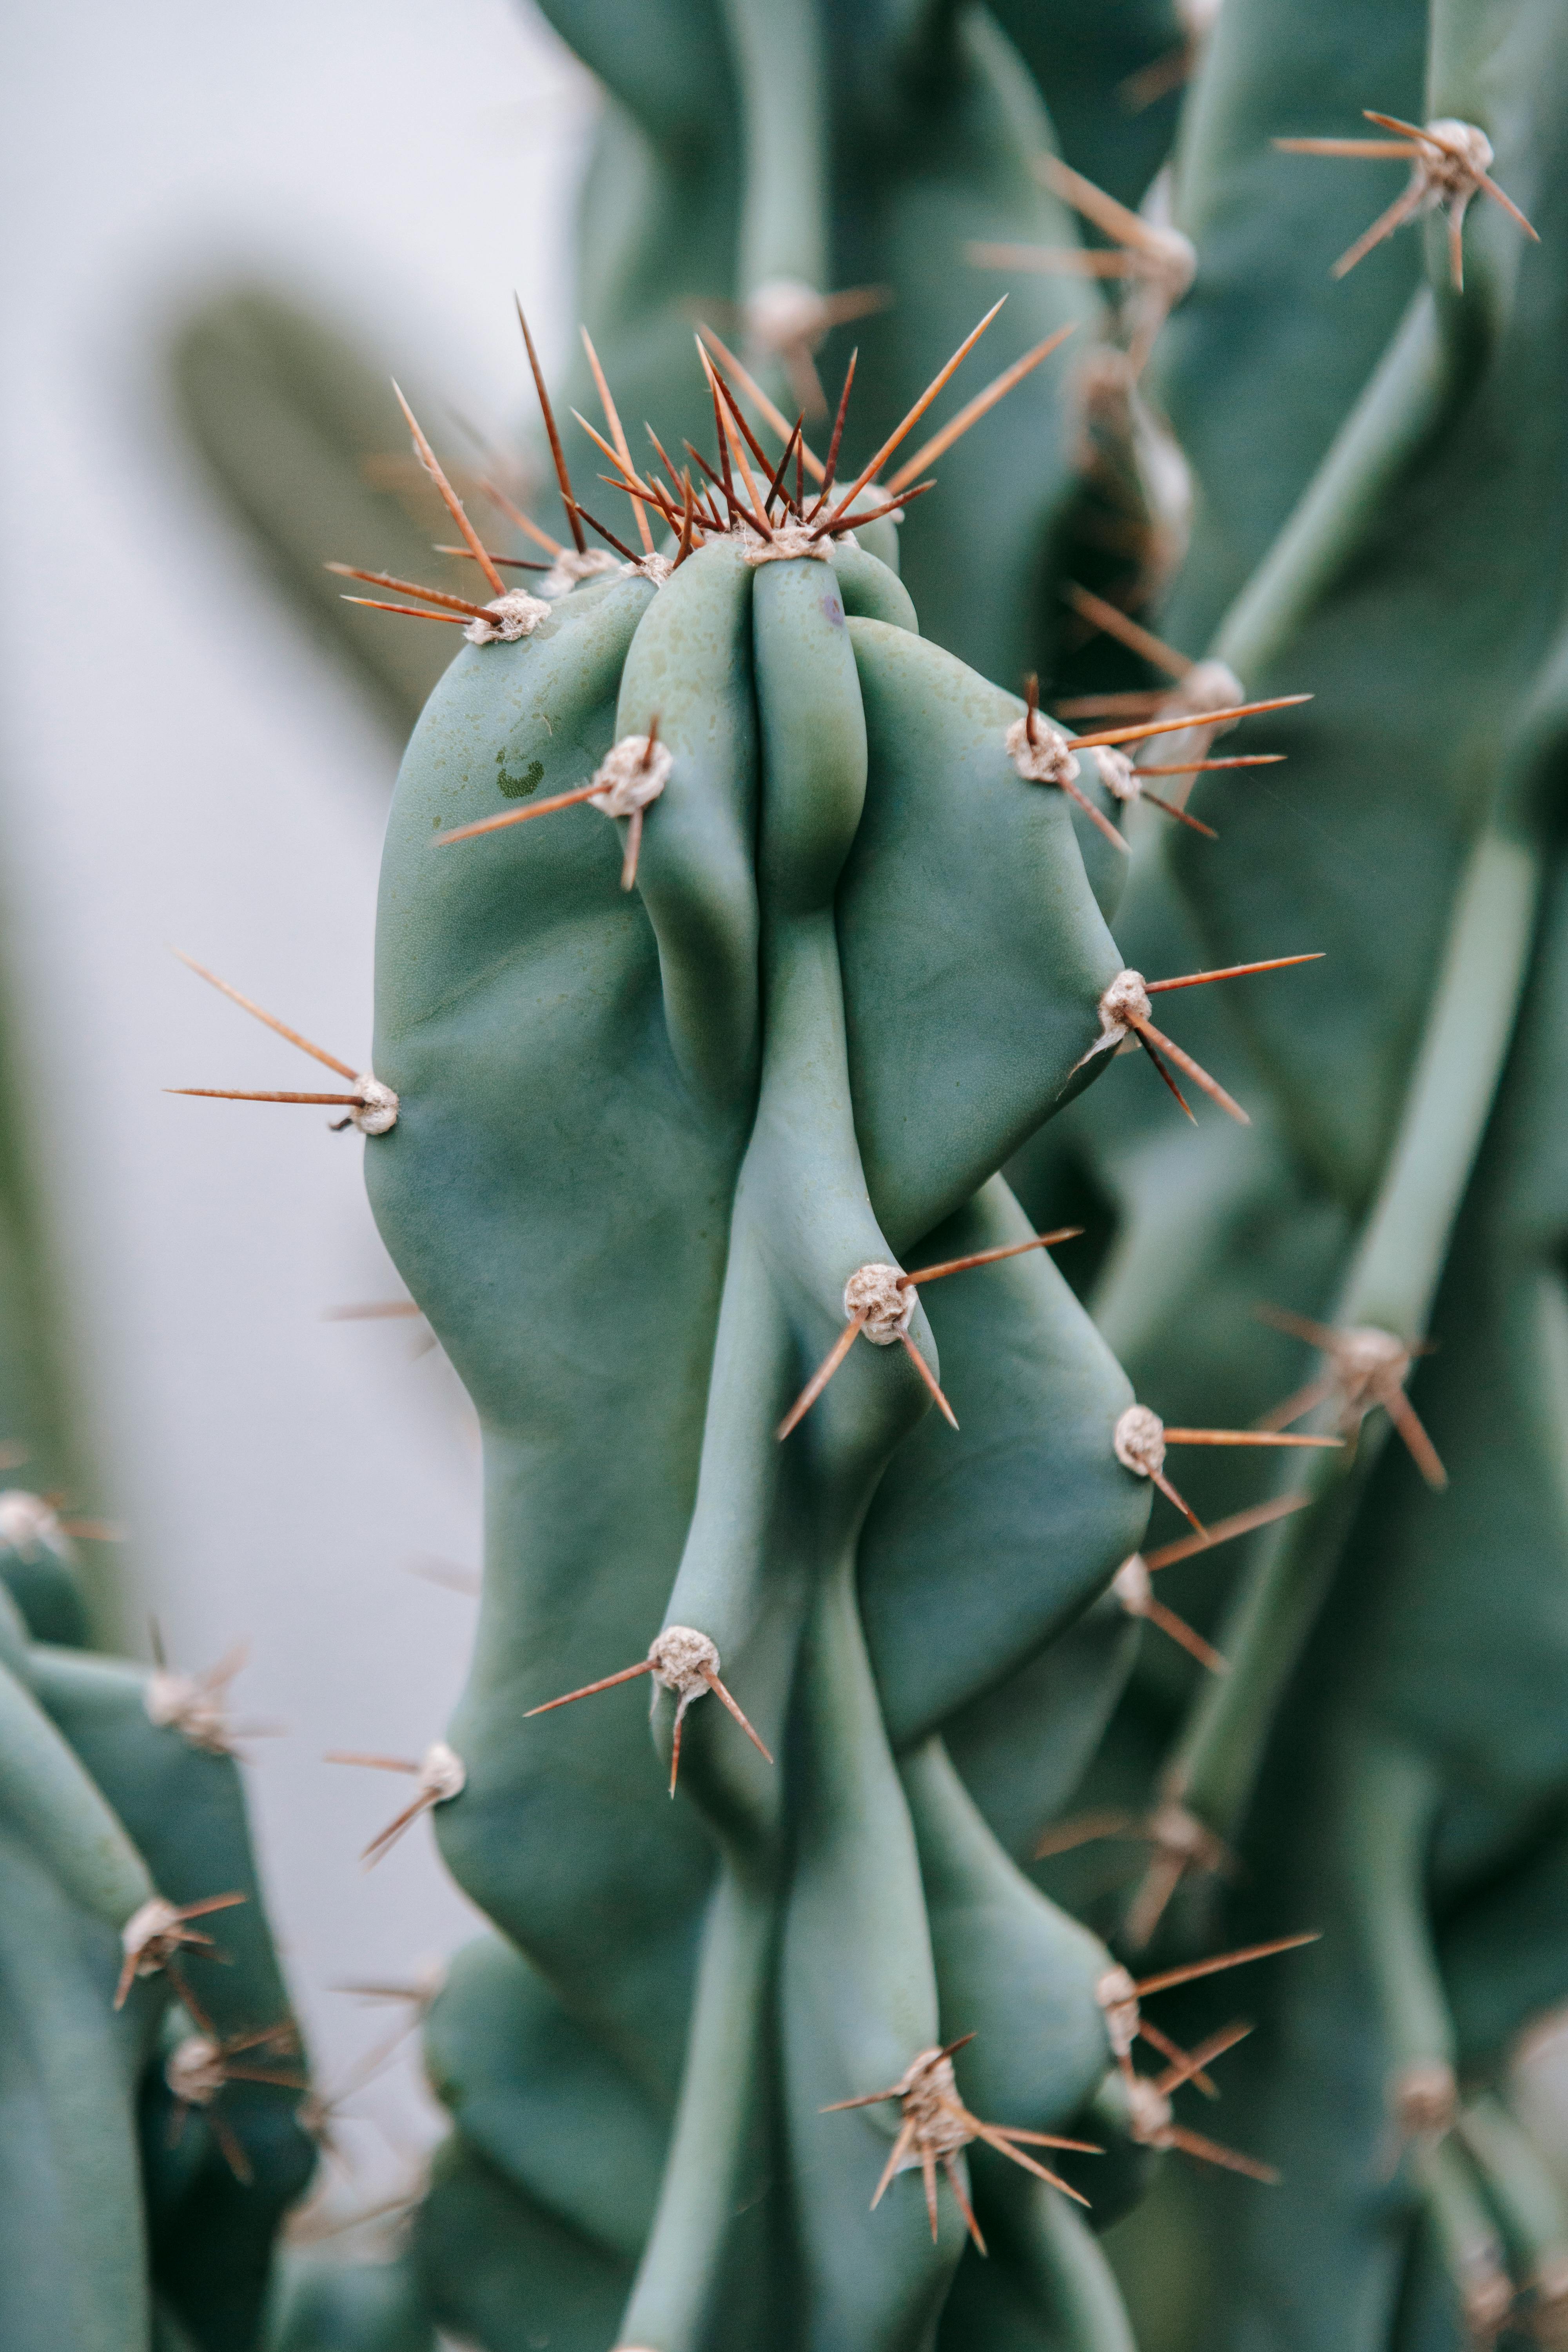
[4,0,594,2221]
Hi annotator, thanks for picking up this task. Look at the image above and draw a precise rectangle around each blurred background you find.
[5,0,594,2213]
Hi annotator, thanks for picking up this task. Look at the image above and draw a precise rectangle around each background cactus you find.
[4,0,1555,2343]
[0,1571,314,2349]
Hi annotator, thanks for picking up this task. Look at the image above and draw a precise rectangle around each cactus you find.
[133,0,1568,2343]
[160,310,1310,2348]
[0,1581,314,2348]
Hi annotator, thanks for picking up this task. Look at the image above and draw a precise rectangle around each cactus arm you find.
[985,0,1187,211]
[718,0,827,298]
[30,1649,295,2021]
[167,290,465,734]
[1158,0,1428,645]
[0,1651,153,1930]
[0,1825,150,2352]
[28,1647,314,2347]
[1210,287,1451,690]
[1169,815,1542,1840]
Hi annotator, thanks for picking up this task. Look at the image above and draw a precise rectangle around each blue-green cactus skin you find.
[363,528,1164,2344]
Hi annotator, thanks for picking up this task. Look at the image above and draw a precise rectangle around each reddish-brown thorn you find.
[209,2110,255,2185]
[170,950,358,1080]
[1063,580,1191,681]
[1163,2124,1279,2184]
[818,299,1007,533]
[1135,1931,1320,2002]
[869,2118,918,2210]
[673,472,697,570]
[1142,1491,1313,1572]
[697,339,775,479]
[1134,1028,1196,1123]
[579,327,654,555]
[167,1088,366,1107]
[324,563,500,623]
[340,597,469,628]
[479,475,562,558]
[696,325,827,483]
[1070,694,1311,750]
[1141,789,1218,837]
[901,1227,1083,1287]
[1037,152,1169,252]
[621,808,645,892]
[1383,1385,1449,1490]
[941,2150,989,2246]
[573,503,640,563]
[985,2123,1102,2156]
[1146,952,1324,994]
[777,1311,868,1440]
[1024,671,1040,747]
[971,2127,1091,2207]
[699,1669,774,1764]
[515,298,585,552]
[1334,181,1430,278]
[700,348,774,534]
[763,415,806,515]
[1055,691,1169,719]
[820,480,936,535]
[1136,755,1285,775]
[922,2149,940,2242]
[807,348,858,518]
[682,440,748,527]
[1255,1376,1336,1434]
[524,1658,654,1717]
[1141,1594,1230,1673]
[1123,1848,1192,1949]
[1061,769,1132,854]
[1160,1428,1343,1450]
[603,475,687,535]
[1130,1013,1250,1125]
[1154,2020,1254,2098]
[1137,2017,1220,2097]
[1151,1466,1207,1535]
[885,323,1077,494]
[1033,1809,1142,1861]
[436,777,610,848]
[390,384,505,595]
[1273,136,1417,158]
[900,1332,959,1430]
[434,542,549,572]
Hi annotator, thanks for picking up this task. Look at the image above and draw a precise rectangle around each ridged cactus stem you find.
[720,0,828,301]
[1169,816,1541,1844]
[616,1862,776,2349]
[0,1657,154,1932]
